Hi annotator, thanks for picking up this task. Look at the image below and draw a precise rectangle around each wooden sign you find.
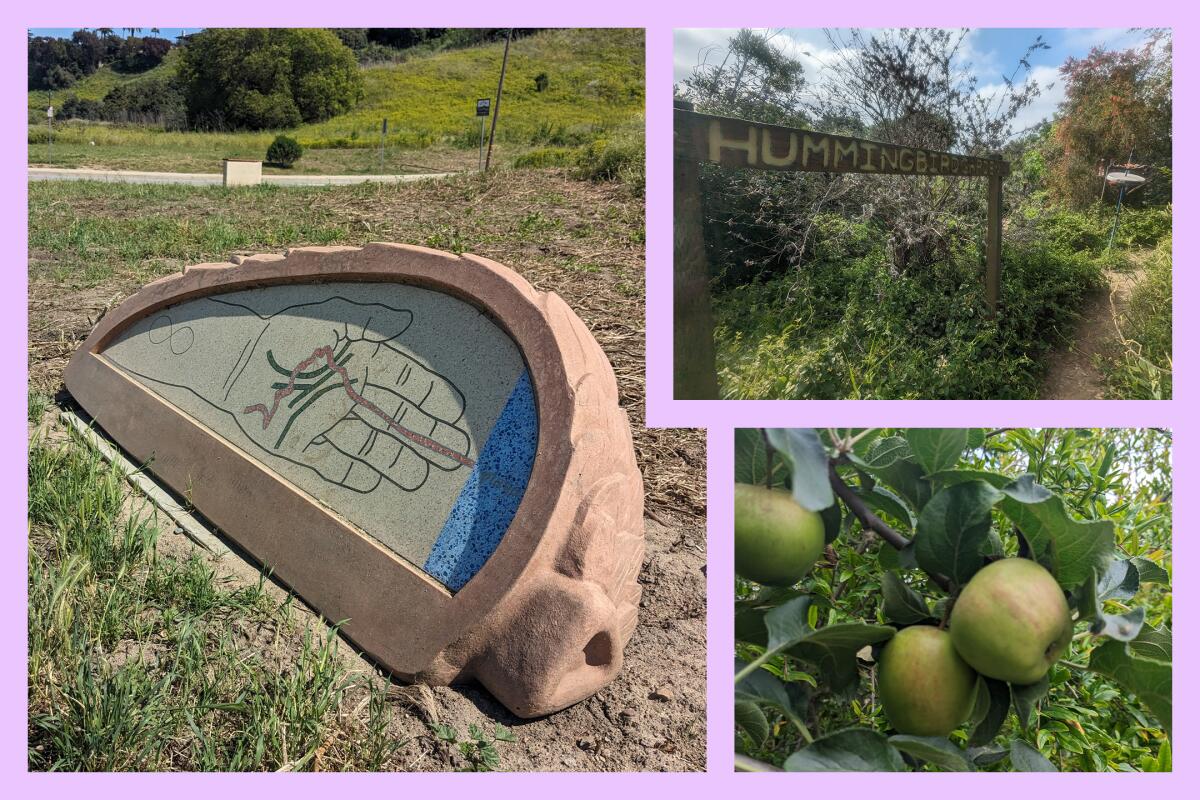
[673,103,1009,399]
[65,243,645,717]
[675,109,1010,178]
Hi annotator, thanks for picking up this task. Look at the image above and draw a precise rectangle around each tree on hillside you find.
[178,29,363,130]
[113,35,172,73]
[1046,32,1172,208]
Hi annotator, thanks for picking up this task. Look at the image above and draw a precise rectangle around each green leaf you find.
[1010,739,1057,771]
[1097,558,1141,600]
[1128,624,1171,662]
[1011,675,1050,728]
[735,428,775,486]
[766,429,833,511]
[1075,566,1146,641]
[880,571,930,624]
[968,676,1010,746]
[915,481,1003,587]
[860,436,909,468]
[735,699,770,746]
[965,428,986,450]
[998,478,1115,589]
[906,429,969,476]
[783,728,905,771]
[924,469,1013,489]
[820,501,842,545]
[967,744,1010,767]
[735,659,809,731]
[494,724,517,743]
[889,735,973,771]
[753,597,895,691]
[1131,556,1170,585]
[878,541,918,571]
[856,437,933,511]
[855,485,915,528]
[734,754,783,772]
[1087,639,1172,737]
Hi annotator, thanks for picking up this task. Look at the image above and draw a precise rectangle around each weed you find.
[431,721,516,772]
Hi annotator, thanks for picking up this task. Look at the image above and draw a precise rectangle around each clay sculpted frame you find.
[65,243,645,717]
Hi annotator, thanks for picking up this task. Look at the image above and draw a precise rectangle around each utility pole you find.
[484,29,512,172]
[47,96,54,166]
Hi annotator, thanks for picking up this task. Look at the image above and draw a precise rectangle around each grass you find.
[1103,234,1173,399]
[30,29,644,175]
[711,201,1170,400]
[27,427,405,770]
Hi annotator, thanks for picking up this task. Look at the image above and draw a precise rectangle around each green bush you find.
[513,147,576,169]
[179,29,363,130]
[266,135,303,167]
[574,133,644,193]
[714,232,1103,400]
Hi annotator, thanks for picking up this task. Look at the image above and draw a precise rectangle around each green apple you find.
[950,558,1073,685]
[734,483,824,586]
[878,625,977,736]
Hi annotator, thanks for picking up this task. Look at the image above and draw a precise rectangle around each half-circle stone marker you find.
[65,243,645,717]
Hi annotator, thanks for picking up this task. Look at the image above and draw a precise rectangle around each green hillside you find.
[29,29,644,175]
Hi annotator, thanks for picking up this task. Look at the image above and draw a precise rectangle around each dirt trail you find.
[1040,267,1142,400]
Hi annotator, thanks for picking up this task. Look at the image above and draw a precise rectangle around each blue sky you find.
[674,28,1159,135]
[29,28,201,41]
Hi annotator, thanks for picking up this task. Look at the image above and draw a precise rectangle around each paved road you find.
[29,167,456,186]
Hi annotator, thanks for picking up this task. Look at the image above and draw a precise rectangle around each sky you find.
[674,28,1157,136]
[29,28,201,41]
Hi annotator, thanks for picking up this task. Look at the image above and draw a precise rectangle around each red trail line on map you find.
[241,345,475,468]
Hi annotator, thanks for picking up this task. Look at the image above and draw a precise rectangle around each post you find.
[985,166,1003,317]
[479,116,486,170]
[484,29,512,172]
[673,100,720,399]
[1107,184,1127,251]
[380,118,387,173]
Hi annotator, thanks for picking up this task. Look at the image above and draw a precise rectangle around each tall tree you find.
[1046,31,1172,208]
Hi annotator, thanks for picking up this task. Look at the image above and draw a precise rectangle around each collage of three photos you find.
[21,21,1173,776]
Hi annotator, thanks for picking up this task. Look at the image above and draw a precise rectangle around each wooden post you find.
[673,99,720,399]
[484,29,511,172]
[985,164,1003,317]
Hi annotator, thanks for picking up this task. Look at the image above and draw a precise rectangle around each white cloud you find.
[673,28,1156,141]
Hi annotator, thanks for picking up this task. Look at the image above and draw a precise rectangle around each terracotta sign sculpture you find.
[65,243,645,717]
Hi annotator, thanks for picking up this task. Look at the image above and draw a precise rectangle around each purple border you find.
[4,0,1195,790]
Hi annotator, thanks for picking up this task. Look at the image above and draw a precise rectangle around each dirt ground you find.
[1040,266,1143,400]
[27,171,708,771]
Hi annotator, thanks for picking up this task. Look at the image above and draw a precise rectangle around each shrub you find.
[513,147,576,169]
[266,135,303,167]
[60,97,104,121]
[574,135,644,194]
[534,72,550,92]
[101,75,187,128]
[178,29,363,130]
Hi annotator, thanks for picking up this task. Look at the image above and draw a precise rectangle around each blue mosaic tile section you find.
[423,370,537,591]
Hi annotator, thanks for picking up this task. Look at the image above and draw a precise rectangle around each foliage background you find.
[678,29,1172,399]
[734,428,1171,772]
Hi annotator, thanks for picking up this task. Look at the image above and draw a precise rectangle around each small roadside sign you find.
[47,106,54,118]
[476,98,491,117]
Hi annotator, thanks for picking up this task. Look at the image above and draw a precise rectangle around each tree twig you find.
[827,461,953,592]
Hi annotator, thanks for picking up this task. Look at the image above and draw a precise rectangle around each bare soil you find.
[1040,267,1143,400]
[27,171,707,771]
